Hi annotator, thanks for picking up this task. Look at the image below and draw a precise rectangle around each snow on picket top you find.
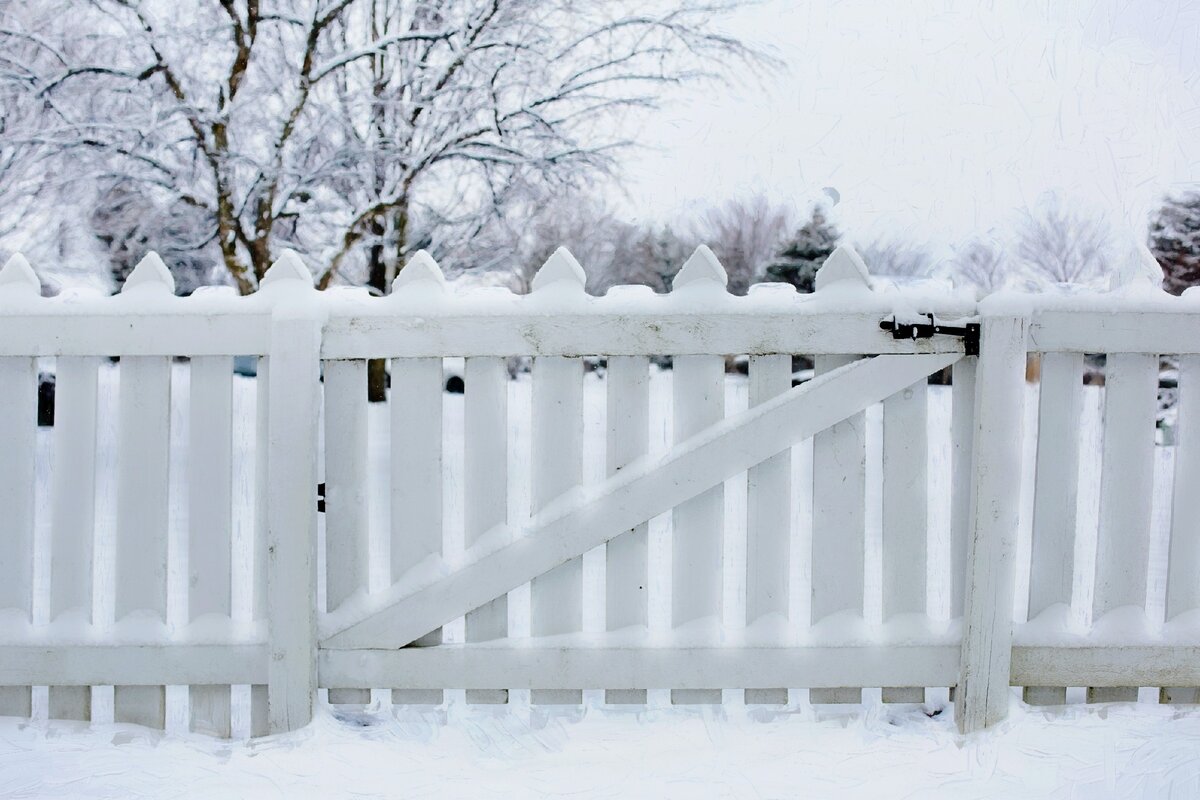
[391,249,447,293]
[0,252,40,296]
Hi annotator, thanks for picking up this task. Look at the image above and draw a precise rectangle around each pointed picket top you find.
[0,252,40,295]
[121,252,175,294]
[260,249,313,289]
[815,244,872,291]
[672,245,728,290]
[392,249,446,292]
[531,247,587,293]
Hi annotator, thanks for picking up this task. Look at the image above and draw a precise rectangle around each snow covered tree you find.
[856,236,931,279]
[18,0,759,295]
[763,206,840,292]
[1148,189,1200,295]
[695,194,792,295]
[1015,194,1113,285]
[946,235,1010,294]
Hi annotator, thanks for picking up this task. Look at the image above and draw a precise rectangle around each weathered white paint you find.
[949,356,977,618]
[744,354,791,705]
[323,353,960,651]
[604,355,650,704]
[1089,353,1158,703]
[671,353,726,704]
[188,355,235,735]
[463,356,509,704]
[881,377,928,703]
[1024,352,1083,705]
[319,645,961,690]
[1166,355,1200,621]
[390,356,445,705]
[810,354,866,705]
[322,359,370,706]
[531,356,585,704]
[0,645,266,685]
[955,314,1029,734]
[265,290,322,733]
[0,356,36,718]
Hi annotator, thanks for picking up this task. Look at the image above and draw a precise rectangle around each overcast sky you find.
[616,0,1200,252]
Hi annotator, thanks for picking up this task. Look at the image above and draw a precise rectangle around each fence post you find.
[956,312,1029,733]
[263,253,322,733]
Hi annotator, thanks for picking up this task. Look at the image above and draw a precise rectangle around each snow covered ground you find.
[4,698,1200,798]
[1,362,1193,797]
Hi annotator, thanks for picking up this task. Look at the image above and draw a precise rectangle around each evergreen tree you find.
[1149,190,1200,295]
[764,207,840,292]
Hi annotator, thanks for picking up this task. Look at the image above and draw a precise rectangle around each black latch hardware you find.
[879,314,980,356]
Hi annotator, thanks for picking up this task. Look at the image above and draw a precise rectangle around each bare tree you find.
[21,0,761,295]
[694,194,793,294]
[947,236,1010,293]
[1015,194,1114,285]
[855,235,931,278]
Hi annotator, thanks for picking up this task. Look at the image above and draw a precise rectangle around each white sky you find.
[616,0,1200,250]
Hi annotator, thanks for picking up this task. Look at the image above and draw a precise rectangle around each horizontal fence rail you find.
[0,244,1198,737]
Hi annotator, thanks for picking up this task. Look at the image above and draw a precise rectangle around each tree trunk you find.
[366,214,389,402]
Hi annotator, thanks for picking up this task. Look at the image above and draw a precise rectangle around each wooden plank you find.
[320,309,974,359]
[48,357,100,722]
[390,357,445,705]
[1089,353,1158,703]
[604,356,650,704]
[113,355,172,729]
[188,356,234,735]
[322,360,370,706]
[531,356,585,704]
[0,645,267,685]
[1011,645,1200,688]
[1030,310,1200,355]
[744,355,791,705]
[0,356,36,717]
[1024,352,1083,706]
[266,316,321,733]
[955,314,1029,733]
[950,357,977,618]
[254,357,269,622]
[115,356,172,620]
[881,377,928,704]
[463,357,509,704]
[1166,355,1200,620]
[671,354,725,704]
[810,354,866,704]
[319,644,961,690]
[323,353,961,651]
[0,313,270,357]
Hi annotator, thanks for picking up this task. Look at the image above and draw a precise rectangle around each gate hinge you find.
[879,314,980,356]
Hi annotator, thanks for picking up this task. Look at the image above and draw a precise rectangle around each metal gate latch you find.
[879,314,980,356]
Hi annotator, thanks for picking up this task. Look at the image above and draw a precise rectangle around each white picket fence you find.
[0,242,1197,738]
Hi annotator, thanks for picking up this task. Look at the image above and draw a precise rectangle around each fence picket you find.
[1090,353,1158,703]
[1025,352,1083,705]
[323,359,370,706]
[113,354,172,728]
[956,314,1029,733]
[605,355,650,704]
[950,357,977,619]
[464,356,509,704]
[810,354,866,704]
[0,356,36,717]
[391,357,445,705]
[671,354,725,704]
[1164,355,1200,703]
[745,354,791,705]
[531,356,585,704]
[881,378,928,703]
[250,357,270,735]
[188,356,234,735]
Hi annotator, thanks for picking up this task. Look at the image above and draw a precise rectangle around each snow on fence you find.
[0,242,1198,738]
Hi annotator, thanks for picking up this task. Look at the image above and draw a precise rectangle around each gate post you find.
[956,311,1030,733]
[263,253,323,733]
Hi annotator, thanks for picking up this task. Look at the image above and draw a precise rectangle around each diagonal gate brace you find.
[321,352,961,649]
